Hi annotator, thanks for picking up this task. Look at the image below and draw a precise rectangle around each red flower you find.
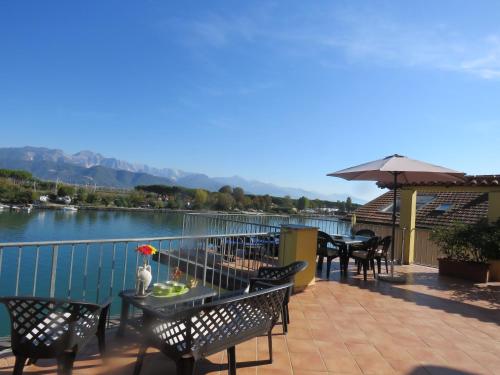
[136,244,158,256]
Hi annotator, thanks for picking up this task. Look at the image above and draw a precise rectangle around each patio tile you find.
[286,338,319,353]
[285,327,313,340]
[290,352,327,372]
[352,353,396,374]
[321,355,362,374]
[256,350,291,371]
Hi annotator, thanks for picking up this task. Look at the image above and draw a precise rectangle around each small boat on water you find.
[0,203,9,210]
[10,205,21,211]
[62,205,78,212]
[20,204,33,213]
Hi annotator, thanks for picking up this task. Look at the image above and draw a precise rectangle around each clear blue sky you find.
[1,1,500,201]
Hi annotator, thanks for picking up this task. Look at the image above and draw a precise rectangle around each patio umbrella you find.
[328,154,465,280]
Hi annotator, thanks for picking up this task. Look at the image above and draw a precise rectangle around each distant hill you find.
[0,146,365,202]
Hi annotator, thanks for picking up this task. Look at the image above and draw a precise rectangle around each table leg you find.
[116,299,130,337]
[343,245,350,275]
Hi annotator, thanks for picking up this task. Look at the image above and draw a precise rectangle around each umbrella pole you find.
[390,172,398,277]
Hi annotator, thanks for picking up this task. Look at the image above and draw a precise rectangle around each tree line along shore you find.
[0,168,358,214]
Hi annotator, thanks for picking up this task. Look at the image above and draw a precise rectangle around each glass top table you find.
[117,285,217,337]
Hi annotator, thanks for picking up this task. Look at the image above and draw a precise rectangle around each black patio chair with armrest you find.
[316,231,341,278]
[0,296,112,375]
[374,236,392,273]
[351,236,381,280]
[248,261,308,334]
[133,282,291,375]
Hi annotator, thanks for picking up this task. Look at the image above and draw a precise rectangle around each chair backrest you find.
[256,261,308,283]
[0,297,103,358]
[379,236,392,254]
[142,283,291,360]
[317,231,333,248]
[355,229,376,237]
[365,236,381,257]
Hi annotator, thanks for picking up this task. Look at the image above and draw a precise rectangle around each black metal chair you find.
[0,296,111,375]
[133,283,291,375]
[374,236,392,273]
[249,261,308,334]
[351,236,381,280]
[316,231,340,278]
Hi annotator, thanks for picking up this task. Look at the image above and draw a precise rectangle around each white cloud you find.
[165,5,500,80]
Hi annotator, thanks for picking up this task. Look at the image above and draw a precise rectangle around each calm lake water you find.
[0,209,185,243]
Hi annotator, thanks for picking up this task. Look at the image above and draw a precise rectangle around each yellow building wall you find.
[488,191,500,223]
[278,224,317,290]
[399,189,417,264]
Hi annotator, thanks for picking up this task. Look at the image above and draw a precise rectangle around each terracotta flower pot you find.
[438,258,490,283]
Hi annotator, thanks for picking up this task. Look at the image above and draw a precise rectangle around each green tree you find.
[233,187,245,202]
[216,193,235,210]
[57,185,75,197]
[218,185,233,194]
[75,188,87,203]
[282,195,293,209]
[0,169,33,181]
[297,196,310,210]
[346,197,353,212]
[100,196,110,207]
[14,189,34,204]
[86,193,98,204]
[114,196,129,207]
[129,191,146,207]
[194,189,208,208]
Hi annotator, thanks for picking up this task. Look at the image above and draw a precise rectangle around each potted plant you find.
[430,219,500,283]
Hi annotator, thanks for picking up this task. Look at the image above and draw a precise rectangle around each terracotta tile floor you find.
[1,263,499,375]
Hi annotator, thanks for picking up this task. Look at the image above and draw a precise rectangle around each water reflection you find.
[0,209,185,243]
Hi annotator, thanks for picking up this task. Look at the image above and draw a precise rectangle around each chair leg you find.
[326,257,332,278]
[267,330,273,362]
[97,330,106,356]
[227,346,236,375]
[13,356,26,375]
[317,255,324,271]
[385,257,389,273]
[371,260,376,278]
[176,357,195,375]
[376,258,381,273]
[357,260,361,274]
[285,303,290,324]
[133,345,147,375]
[363,261,367,281]
[57,351,76,375]
[282,305,288,334]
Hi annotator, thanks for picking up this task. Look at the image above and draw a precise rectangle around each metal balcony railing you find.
[0,232,280,338]
[182,212,351,237]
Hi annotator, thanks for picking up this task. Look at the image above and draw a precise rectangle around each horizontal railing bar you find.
[0,232,278,248]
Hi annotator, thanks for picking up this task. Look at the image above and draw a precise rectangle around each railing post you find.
[15,246,22,296]
[49,245,59,298]
[203,238,209,286]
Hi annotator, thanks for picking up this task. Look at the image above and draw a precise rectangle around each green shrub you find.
[430,219,500,262]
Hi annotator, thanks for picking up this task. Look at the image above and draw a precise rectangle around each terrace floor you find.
[1,263,499,375]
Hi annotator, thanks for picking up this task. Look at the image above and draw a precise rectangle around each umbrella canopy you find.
[328,154,465,184]
[328,154,465,279]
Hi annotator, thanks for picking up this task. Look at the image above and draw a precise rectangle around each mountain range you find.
[0,146,363,202]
